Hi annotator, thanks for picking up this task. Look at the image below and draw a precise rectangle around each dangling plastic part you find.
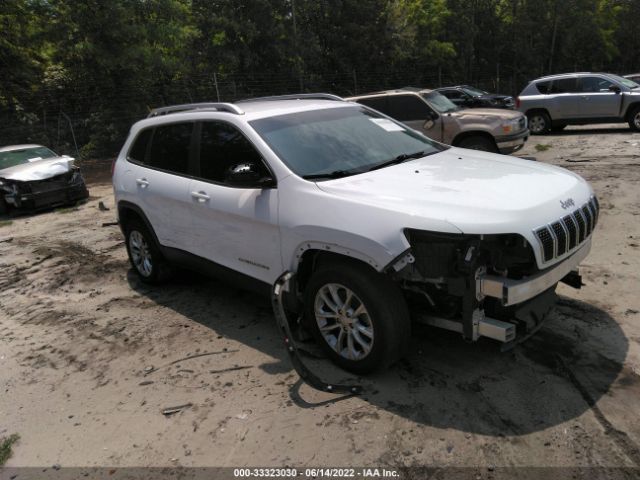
[272,271,363,395]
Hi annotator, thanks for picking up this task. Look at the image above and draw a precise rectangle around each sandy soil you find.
[1,125,640,474]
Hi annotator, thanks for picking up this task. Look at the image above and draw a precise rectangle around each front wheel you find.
[628,106,640,132]
[303,261,410,374]
[528,111,552,134]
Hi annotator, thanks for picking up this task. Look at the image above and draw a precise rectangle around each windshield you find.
[0,146,58,171]
[461,86,488,97]
[607,74,639,89]
[249,106,446,179]
[420,92,459,113]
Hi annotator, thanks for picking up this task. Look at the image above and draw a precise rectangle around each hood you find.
[315,147,592,237]
[452,107,521,120]
[0,156,74,182]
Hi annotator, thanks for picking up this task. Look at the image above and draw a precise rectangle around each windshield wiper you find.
[302,169,356,180]
[367,150,428,172]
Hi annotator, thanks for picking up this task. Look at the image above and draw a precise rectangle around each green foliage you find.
[1,0,639,157]
[0,433,20,465]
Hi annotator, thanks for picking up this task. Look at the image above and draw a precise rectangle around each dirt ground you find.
[1,125,640,476]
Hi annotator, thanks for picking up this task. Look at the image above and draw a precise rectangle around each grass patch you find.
[0,433,20,465]
[0,220,13,227]
[535,143,552,152]
[56,206,80,214]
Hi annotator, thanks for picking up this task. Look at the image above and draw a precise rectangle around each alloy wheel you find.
[129,230,153,277]
[314,283,374,360]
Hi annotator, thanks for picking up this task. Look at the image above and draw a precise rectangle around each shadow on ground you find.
[127,269,630,437]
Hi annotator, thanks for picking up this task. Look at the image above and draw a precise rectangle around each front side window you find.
[461,86,487,97]
[580,76,614,93]
[147,122,193,174]
[388,95,433,121]
[198,121,267,183]
[0,146,57,170]
[250,106,446,179]
[421,91,459,113]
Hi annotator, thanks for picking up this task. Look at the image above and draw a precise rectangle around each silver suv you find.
[518,72,640,134]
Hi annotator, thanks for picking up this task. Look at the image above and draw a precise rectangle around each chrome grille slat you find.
[533,195,599,264]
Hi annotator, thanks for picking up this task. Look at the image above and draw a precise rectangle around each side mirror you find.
[225,162,275,188]
[423,110,439,130]
[608,85,621,94]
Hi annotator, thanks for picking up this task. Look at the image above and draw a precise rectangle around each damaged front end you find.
[0,164,89,213]
[390,229,588,349]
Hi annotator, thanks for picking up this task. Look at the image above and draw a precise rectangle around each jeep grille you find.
[534,195,599,263]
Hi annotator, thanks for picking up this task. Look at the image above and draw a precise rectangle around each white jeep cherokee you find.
[113,94,598,374]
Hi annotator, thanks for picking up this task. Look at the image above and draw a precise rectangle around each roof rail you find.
[236,93,344,103]
[147,102,244,118]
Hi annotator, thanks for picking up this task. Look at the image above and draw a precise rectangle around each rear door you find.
[547,77,580,119]
[128,122,195,250]
[576,76,622,118]
[188,121,281,284]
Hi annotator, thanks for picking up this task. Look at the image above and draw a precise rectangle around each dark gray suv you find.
[517,72,640,134]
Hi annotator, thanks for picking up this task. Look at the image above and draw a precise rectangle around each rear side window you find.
[388,95,433,121]
[148,122,193,174]
[356,96,390,115]
[549,78,578,94]
[128,129,152,163]
[198,121,266,184]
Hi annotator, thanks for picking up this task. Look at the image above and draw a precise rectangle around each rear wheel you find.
[0,196,8,216]
[457,135,498,153]
[628,106,640,132]
[123,218,172,284]
[304,261,410,374]
[527,111,552,134]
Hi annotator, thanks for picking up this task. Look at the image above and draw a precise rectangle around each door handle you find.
[136,178,149,188]
[191,191,210,203]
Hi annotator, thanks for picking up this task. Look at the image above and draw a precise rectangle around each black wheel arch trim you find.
[117,200,161,249]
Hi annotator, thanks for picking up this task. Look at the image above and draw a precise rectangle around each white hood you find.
[315,147,593,236]
[0,156,74,182]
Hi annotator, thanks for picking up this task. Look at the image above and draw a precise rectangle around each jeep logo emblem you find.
[560,198,575,210]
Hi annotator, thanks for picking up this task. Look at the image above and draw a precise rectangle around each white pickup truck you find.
[113,94,598,374]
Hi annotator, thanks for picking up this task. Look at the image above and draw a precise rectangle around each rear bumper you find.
[496,129,529,154]
[479,238,591,307]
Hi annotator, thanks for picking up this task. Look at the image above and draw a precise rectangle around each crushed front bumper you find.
[479,238,591,307]
[2,171,89,212]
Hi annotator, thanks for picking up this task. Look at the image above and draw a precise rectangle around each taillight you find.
[515,97,521,109]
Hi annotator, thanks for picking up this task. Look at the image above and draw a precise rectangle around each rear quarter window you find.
[128,128,152,163]
[536,81,551,94]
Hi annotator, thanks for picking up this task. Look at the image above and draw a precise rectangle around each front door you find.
[188,121,281,284]
[387,94,444,142]
[577,76,623,118]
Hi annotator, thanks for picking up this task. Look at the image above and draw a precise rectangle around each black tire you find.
[551,123,567,132]
[628,106,640,132]
[303,260,410,374]
[457,135,498,153]
[527,111,552,135]
[0,196,7,216]
[123,218,172,284]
